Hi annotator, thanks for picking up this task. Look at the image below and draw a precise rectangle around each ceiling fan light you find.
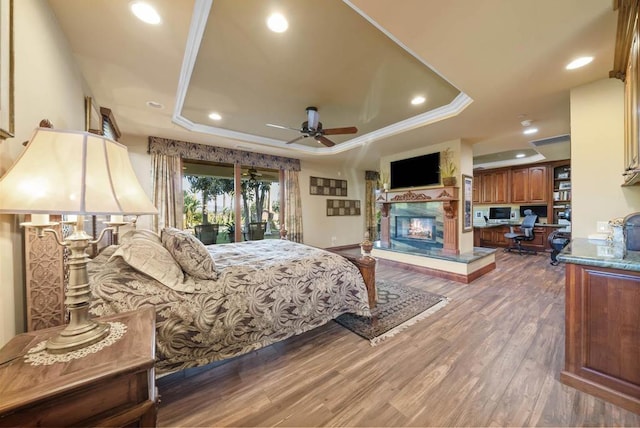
[267,13,288,33]
[523,127,538,135]
[130,2,161,25]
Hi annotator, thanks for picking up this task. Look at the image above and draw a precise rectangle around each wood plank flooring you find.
[157,251,640,427]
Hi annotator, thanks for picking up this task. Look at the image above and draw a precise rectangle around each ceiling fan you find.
[266,106,358,147]
[242,168,262,181]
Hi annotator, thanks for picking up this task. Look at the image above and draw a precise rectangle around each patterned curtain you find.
[284,170,303,243]
[365,170,380,240]
[151,153,183,232]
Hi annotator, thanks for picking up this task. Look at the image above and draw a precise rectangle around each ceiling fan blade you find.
[322,126,358,135]
[286,135,308,145]
[315,135,336,147]
[266,123,299,131]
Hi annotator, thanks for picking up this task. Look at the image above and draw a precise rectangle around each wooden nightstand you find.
[0,306,157,427]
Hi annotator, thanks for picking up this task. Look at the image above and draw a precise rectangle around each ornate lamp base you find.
[46,320,110,354]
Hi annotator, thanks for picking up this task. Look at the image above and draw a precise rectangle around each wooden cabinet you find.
[510,165,548,203]
[476,225,550,252]
[561,263,640,414]
[0,307,157,427]
[478,170,509,204]
[472,174,480,204]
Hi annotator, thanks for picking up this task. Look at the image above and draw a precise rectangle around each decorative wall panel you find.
[310,176,348,196]
[326,199,361,216]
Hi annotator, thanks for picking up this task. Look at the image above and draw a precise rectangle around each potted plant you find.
[440,148,457,186]
[224,220,235,243]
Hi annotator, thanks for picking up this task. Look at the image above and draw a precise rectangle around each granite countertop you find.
[557,237,640,271]
[473,222,567,229]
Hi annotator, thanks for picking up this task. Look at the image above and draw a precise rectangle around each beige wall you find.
[380,139,474,253]
[0,0,87,346]
[298,161,367,248]
[570,78,640,237]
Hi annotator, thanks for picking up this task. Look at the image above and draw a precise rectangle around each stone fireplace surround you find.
[375,186,496,283]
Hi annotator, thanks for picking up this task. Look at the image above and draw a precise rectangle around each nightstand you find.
[0,306,157,427]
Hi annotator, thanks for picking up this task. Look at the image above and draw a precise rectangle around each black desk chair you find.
[194,224,219,245]
[504,210,538,255]
[548,229,571,265]
[248,222,266,241]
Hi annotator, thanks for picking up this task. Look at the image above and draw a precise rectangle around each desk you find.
[473,223,567,252]
[0,307,157,427]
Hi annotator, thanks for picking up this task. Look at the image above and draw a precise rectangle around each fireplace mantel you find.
[377,186,459,254]
[376,186,459,204]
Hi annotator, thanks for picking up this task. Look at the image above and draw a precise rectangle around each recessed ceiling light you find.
[208,112,222,121]
[267,13,288,33]
[515,153,526,158]
[146,101,164,109]
[523,127,538,135]
[130,2,161,25]
[566,56,593,70]
[411,96,426,105]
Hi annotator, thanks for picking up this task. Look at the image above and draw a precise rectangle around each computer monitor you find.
[489,207,511,220]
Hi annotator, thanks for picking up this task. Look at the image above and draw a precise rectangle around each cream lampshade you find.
[0,127,158,353]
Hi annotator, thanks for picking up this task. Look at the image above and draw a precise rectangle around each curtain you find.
[151,153,183,232]
[283,170,303,243]
[365,170,380,240]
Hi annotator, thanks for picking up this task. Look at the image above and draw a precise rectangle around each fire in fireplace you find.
[395,216,437,242]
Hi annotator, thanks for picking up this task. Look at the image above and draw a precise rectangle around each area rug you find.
[335,280,449,346]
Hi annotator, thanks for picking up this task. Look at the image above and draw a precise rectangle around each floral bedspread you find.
[89,239,370,374]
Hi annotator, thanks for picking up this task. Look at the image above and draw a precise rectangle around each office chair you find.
[194,223,219,245]
[548,229,571,265]
[248,222,267,240]
[504,210,538,255]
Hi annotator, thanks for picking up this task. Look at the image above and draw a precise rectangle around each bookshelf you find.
[553,164,571,224]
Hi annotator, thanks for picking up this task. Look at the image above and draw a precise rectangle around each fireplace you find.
[395,216,437,243]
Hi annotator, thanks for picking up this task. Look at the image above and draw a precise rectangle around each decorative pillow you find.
[119,229,162,245]
[161,227,217,280]
[110,238,187,291]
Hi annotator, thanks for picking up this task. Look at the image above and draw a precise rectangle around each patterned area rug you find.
[335,280,449,345]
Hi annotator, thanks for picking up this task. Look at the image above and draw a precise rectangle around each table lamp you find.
[0,127,158,353]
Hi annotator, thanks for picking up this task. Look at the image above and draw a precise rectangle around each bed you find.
[88,228,371,375]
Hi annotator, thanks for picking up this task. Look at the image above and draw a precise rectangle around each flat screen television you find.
[519,205,547,218]
[390,152,440,189]
[489,207,511,220]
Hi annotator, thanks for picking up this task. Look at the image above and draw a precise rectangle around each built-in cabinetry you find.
[561,260,640,414]
[610,0,640,185]
[476,224,549,252]
[552,164,571,224]
[511,165,548,203]
[478,170,509,204]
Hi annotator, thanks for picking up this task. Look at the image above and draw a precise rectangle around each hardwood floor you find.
[157,251,640,427]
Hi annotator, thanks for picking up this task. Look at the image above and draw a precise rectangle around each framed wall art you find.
[462,174,473,232]
[326,199,360,216]
[0,0,14,139]
[310,176,347,196]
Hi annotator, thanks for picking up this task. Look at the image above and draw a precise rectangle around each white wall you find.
[298,161,367,248]
[0,0,87,346]
[570,78,640,237]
